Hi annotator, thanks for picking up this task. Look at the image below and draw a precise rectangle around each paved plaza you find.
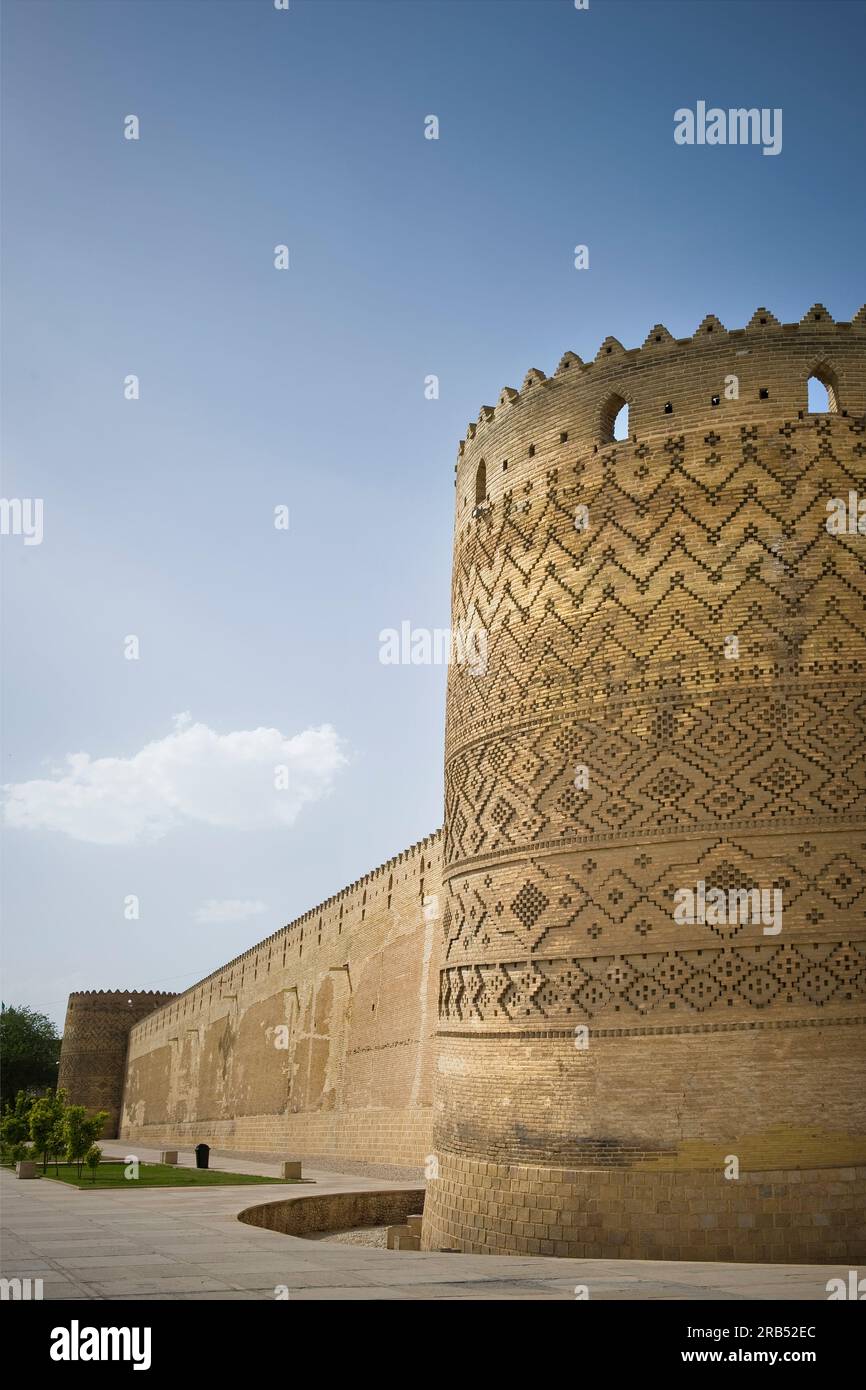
[0,1144,845,1302]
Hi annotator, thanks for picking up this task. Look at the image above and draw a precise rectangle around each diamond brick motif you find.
[511,881,549,928]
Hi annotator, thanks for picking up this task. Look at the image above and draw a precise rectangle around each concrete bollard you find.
[15,1161,37,1179]
[160,1151,178,1165]
[406,1213,424,1236]
[280,1160,302,1180]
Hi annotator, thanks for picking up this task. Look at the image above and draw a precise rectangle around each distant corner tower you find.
[423,305,866,1260]
[58,990,177,1138]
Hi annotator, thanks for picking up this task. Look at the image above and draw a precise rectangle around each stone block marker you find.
[160,1151,178,1165]
[280,1160,302,1180]
[15,1161,37,1179]
[386,1223,421,1251]
[406,1214,424,1236]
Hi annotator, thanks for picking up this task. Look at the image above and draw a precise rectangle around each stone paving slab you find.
[0,1152,847,1302]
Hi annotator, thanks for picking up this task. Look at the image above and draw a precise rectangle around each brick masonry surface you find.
[58,991,177,1138]
[421,1153,866,1263]
[117,834,443,1167]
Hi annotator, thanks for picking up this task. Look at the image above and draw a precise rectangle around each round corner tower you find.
[423,304,866,1262]
[58,990,177,1138]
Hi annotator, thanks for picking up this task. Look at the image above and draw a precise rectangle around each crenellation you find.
[594,335,628,361]
[555,351,583,373]
[455,308,866,492]
[748,307,781,329]
[802,303,833,324]
[694,313,727,338]
[642,325,676,349]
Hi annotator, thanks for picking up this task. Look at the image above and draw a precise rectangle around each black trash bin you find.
[195,1143,210,1170]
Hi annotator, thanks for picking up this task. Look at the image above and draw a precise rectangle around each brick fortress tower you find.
[58,990,177,1138]
[422,305,866,1261]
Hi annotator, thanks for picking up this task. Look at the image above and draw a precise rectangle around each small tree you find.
[86,1110,108,1150]
[29,1095,55,1173]
[63,1105,89,1178]
[50,1114,66,1175]
[29,1088,67,1173]
[65,1107,108,1177]
[49,1088,70,1174]
[84,1145,101,1183]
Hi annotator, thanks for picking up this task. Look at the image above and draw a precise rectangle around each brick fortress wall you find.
[117,834,443,1166]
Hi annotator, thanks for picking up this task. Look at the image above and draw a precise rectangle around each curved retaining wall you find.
[239,1187,425,1237]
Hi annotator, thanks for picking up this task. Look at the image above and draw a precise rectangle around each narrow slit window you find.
[475,459,487,505]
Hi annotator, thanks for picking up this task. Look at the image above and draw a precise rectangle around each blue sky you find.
[2,0,864,1027]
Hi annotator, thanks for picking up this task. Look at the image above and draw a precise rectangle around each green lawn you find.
[38,1162,288,1190]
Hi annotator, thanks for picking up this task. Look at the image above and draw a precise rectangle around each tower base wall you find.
[424,1021,866,1260]
[421,1151,866,1263]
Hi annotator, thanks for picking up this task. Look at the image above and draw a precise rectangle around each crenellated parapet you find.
[455,305,866,529]
[65,989,178,1000]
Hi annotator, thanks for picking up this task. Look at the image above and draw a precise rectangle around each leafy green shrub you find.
[1,1090,35,1159]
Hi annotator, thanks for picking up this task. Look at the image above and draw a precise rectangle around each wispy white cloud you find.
[3,714,347,846]
[194,899,268,925]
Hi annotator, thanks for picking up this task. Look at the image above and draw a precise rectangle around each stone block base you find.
[421,1151,866,1263]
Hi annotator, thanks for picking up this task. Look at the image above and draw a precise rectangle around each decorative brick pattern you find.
[439,940,866,1026]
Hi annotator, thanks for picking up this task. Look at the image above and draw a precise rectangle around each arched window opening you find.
[475,458,487,505]
[807,365,839,414]
[600,393,629,444]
